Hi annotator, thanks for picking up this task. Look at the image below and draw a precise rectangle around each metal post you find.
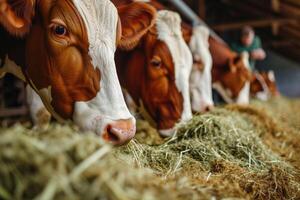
[160,0,226,44]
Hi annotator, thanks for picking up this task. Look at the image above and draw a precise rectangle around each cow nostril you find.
[105,125,120,143]
[102,120,136,146]
[204,105,213,112]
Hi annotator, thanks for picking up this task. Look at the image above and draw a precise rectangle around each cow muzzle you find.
[102,118,136,145]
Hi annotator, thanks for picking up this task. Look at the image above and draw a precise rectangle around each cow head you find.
[250,70,279,100]
[184,25,214,112]
[0,0,156,145]
[212,52,252,104]
[119,10,193,137]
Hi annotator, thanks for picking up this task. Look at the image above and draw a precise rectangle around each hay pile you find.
[0,97,300,199]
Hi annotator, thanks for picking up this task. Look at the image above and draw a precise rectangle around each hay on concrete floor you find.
[118,103,300,200]
[0,97,300,200]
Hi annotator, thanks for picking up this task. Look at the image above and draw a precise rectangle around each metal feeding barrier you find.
[160,0,226,45]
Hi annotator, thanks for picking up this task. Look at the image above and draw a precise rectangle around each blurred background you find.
[173,0,300,97]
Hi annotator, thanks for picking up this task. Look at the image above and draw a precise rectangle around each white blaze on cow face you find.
[268,70,275,82]
[156,10,193,123]
[189,25,214,112]
[236,82,250,104]
[236,52,251,104]
[72,0,134,135]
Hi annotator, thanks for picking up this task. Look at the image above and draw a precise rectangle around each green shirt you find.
[230,36,262,70]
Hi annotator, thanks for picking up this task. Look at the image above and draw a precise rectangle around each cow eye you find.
[151,57,162,68]
[53,25,67,36]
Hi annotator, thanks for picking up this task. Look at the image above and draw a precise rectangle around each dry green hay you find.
[0,97,300,200]
[227,98,300,169]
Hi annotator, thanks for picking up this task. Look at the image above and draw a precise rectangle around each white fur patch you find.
[236,51,250,104]
[241,51,250,69]
[156,10,193,123]
[268,70,275,82]
[189,25,214,112]
[159,128,175,137]
[236,82,250,104]
[254,72,270,101]
[26,85,50,124]
[72,0,134,134]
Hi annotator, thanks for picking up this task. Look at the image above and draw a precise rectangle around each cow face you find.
[123,10,193,136]
[212,52,252,104]
[0,0,156,145]
[144,11,193,136]
[188,25,214,112]
[251,71,279,100]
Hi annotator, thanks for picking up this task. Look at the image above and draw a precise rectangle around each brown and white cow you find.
[182,24,214,112]
[138,0,214,112]
[113,0,193,137]
[209,36,252,104]
[0,0,156,145]
[250,70,279,100]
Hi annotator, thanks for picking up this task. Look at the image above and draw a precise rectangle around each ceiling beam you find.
[211,18,297,31]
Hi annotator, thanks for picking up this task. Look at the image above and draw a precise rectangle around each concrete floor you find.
[256,50,300,98]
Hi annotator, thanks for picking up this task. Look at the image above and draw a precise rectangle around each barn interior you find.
[0,1,300,200]
[165,0,300,97]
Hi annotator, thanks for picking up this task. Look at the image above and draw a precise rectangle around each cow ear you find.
[117,2,156,50]
[0,0,35,37]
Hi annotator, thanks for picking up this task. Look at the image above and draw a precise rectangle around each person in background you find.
[231,26,266,70]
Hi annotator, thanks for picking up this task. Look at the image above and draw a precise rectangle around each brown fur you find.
[209,36,251,99]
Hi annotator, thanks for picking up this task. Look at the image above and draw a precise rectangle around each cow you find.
[250,70,279,100]
[0,0,157,145]
[209,36,252,104]
[113,0,193,137]
[182,24,214,112]
[137,0,215,112]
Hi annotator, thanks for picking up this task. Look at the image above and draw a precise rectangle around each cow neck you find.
[209,36,235,70]
[211,64,228,83]
[116,39,158,128]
